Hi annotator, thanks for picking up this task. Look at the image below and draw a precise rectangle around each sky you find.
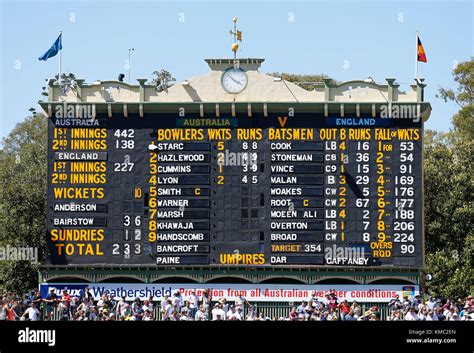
[0,0,472,139]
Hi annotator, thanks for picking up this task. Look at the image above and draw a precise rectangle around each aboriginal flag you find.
[417,37,427,63]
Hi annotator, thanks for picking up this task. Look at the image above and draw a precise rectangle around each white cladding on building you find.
[41,58,431,121]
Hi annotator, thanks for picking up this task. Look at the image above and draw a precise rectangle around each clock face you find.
[221,67,248,94]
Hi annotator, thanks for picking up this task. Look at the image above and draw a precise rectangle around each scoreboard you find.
[47,110,423,267]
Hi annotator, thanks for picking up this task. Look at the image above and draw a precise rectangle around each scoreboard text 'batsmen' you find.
[46,107,423,267]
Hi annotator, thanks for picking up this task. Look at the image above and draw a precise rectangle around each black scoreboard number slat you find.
[46,112,422,268]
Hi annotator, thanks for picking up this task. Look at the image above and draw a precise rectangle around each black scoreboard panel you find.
[47,112,423,267]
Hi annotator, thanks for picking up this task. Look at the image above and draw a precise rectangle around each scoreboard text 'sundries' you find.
[46,111,423,267]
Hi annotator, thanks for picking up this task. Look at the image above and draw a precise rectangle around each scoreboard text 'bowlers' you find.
[47,110,423,267]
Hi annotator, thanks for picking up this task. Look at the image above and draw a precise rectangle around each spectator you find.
[351,301,361,319]
[80,287,93,303]
[402,296,412,312]
[226,305,236,320]
[388,295,402,311]
[133,301,144,321]
[0,302,7,321]
[289,307,298,321]
[195,305,207,321]
[211,303,225,321]
[328,293,338,310]
[425,310,437,321]
[21,303,41,321]
[235,294,248,312]
[58,300,70,321]
[187,291,197,318]
[344,311,357,321]
[44,288,58,321]
[404,307,420,321]
[338,300,351,321]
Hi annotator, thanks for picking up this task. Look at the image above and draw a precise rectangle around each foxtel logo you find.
[18,327,56,347]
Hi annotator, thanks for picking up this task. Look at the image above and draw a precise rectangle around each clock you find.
[221,67,248,94]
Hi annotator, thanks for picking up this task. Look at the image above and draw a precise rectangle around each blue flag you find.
[38,33,62,61]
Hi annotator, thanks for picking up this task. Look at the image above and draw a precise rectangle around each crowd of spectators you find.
[0,288,472,321]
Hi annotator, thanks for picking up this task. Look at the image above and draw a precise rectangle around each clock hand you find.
[229,75,242,84]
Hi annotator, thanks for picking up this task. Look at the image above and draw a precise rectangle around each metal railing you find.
[38,302,399,321]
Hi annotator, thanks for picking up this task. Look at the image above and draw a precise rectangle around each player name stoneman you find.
[271,153,314,161]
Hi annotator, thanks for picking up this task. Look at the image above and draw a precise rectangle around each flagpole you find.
[58,30,62,83]
[415,29,419,82]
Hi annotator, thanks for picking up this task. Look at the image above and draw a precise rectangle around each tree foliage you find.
[424,59,473,298]
[267,72,336,91]
[0,114,47,292]
[151,69,176,93]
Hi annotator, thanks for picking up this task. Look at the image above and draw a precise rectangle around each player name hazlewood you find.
[156,154,206,162]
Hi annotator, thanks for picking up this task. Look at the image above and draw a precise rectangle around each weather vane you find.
[229,17,242,59]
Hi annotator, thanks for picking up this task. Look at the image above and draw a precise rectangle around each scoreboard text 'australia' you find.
[47,106,423,268]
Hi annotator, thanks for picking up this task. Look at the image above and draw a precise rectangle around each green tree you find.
[437,60,474,140]
[424,59,474,298]
[0,114,47,292]
[267,72,336,91]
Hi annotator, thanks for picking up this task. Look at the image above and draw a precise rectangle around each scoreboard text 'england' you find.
[47,107,423,267]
